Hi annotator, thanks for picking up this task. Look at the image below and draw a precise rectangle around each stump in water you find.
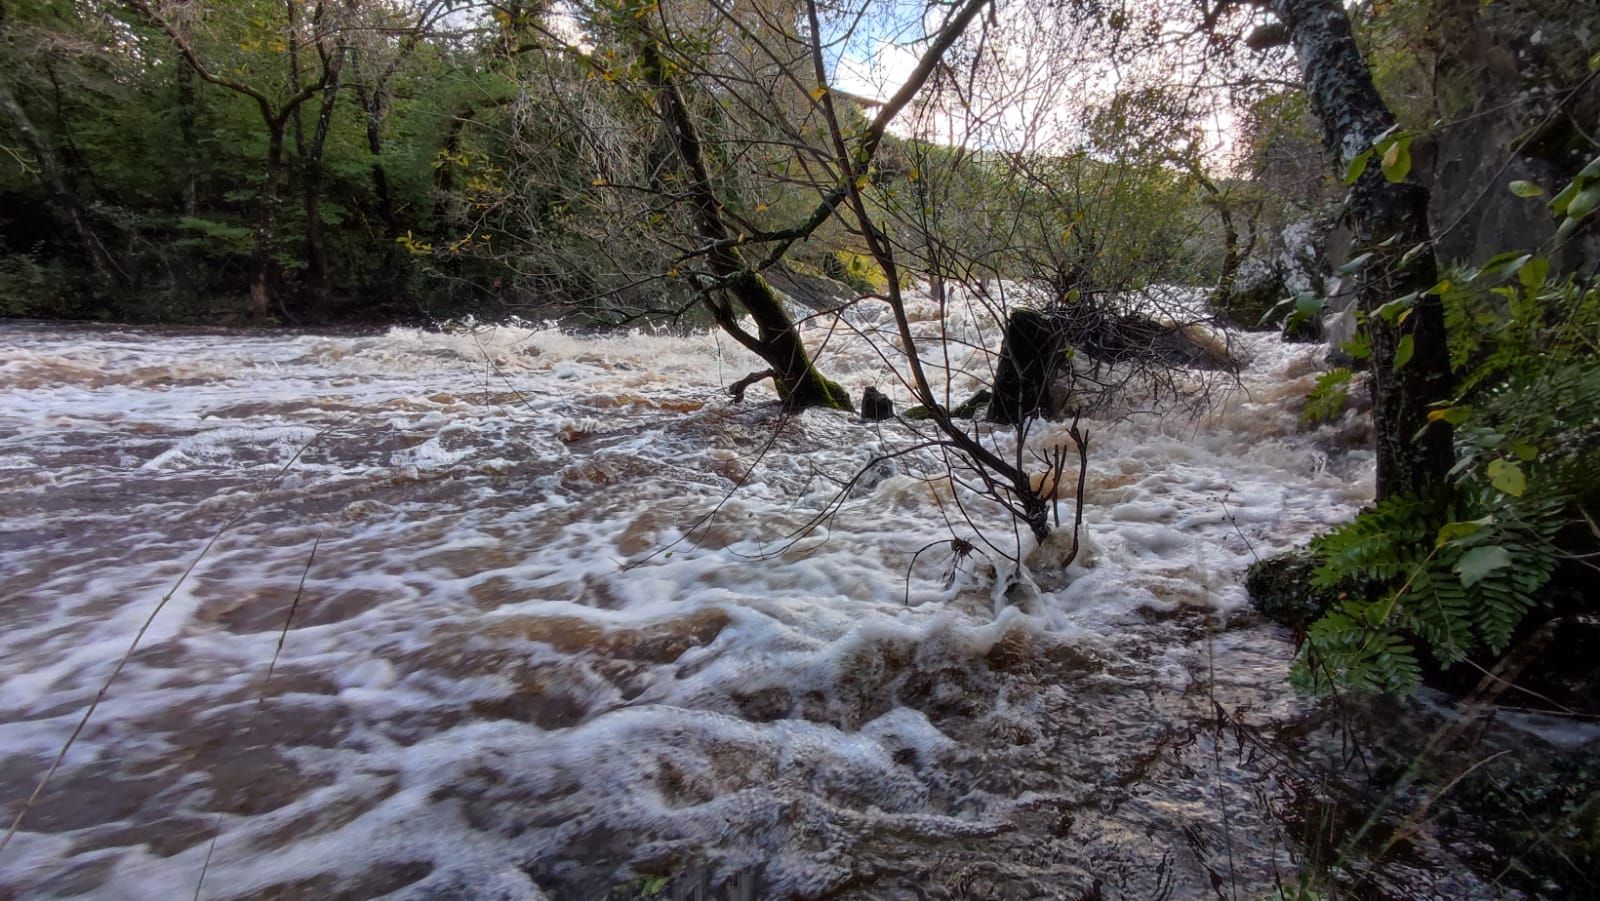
[860,386,893,421]
[986,308,1066,425]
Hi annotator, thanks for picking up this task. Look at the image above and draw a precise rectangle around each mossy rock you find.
[1245,548,1348,631]
[903,389,991,422]
[952,389,992,419]
[1216,261,1285,330]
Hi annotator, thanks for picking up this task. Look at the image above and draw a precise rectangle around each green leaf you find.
[1339,252,1375,275]
[1582,155,1600,179]
[1344,149,1373,185]
[1516,255,1549,290]
[1435,520,1483,548]
[1555,215,1582,244]
[1510,440,1538,462]
[1479,249,1529,269]
[1565,183,1600,219]
[1455,545,1512,587]
[1551,179,1581,216]
[1284,293,1324,331]
[1508,179,1544,198]
[1394,334,1415,370]
[1486,458,1526,496]
[1380,137,1412,183]
[1482,253,1533,284]
[1398,241,1432,268]
[1428,405,1471,426]
[1376,294,1416,324]
[1590,50,1600,72]
[1340,330,1372,360]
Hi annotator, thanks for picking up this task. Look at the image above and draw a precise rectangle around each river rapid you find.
[0,300,1438,899]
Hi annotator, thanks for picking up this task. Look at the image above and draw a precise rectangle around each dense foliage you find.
[0,0,1231,325]
[1295,159,1600,692]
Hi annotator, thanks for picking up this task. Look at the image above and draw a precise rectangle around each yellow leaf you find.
[810,85,828,101]
[1381,141,1402,171]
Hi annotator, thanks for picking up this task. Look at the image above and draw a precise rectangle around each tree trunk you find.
[251,123,287,321]
[0,80,118,296]
[434,112,471,227]
[1190,166,1241,309]
[986,308,1067,425]
[638,40,851,411]
[299,49,345,320]
[350,57,400,240]
[177,61,199,217]
[1271,0,1453,499]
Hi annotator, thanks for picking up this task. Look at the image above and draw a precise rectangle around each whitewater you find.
[0,297,1383,898]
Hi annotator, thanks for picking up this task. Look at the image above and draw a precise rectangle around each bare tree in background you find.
[480,0,1241,575]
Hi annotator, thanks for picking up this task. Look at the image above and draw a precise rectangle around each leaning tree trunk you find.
[0,80,118,296]
[638,41,851,411]
[1271,0,1453,499]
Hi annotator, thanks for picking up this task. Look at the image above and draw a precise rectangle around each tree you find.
[0,1,127,298]
[496,0,993,410]
[1246,0,1454,498]
[127,0,342,320]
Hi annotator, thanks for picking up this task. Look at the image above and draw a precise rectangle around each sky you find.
[823,1,1243,164]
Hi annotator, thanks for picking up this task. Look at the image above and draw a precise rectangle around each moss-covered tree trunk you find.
[636,41,851,412]
[1271,0,1454,499]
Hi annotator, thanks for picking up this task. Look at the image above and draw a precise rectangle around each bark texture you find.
[1271,0,1453,499]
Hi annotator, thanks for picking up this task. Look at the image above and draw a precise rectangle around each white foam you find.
[0,303,1372,897]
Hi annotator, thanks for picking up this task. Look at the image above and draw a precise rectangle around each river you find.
[0,303,1473,898]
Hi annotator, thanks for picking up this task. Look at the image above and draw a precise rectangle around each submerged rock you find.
[903,388,991,422]
[1244,547,1346,632]
[860,386,893,421]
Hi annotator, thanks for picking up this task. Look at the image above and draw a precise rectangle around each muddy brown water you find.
[0,316,1553,899]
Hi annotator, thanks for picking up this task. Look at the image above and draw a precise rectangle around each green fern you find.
[1397,562,1473,664]
[1301,368,1353,426]
[1310,494,1440,588]
[1294,274,1597,695]
[1295,599,1421,695]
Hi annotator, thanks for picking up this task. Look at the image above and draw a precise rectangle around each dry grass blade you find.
[192,533,322,900]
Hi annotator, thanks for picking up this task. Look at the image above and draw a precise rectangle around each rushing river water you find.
[0,302,1508,899]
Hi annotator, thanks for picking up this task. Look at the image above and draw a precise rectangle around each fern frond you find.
[1311,495,1441,588]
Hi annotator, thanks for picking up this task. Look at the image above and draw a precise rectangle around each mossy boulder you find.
[904,389,992,422]
[1244,547,1347,632]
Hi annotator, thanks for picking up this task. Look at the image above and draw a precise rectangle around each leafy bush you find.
[0,252,66,317]
[1294,267,1599,694]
